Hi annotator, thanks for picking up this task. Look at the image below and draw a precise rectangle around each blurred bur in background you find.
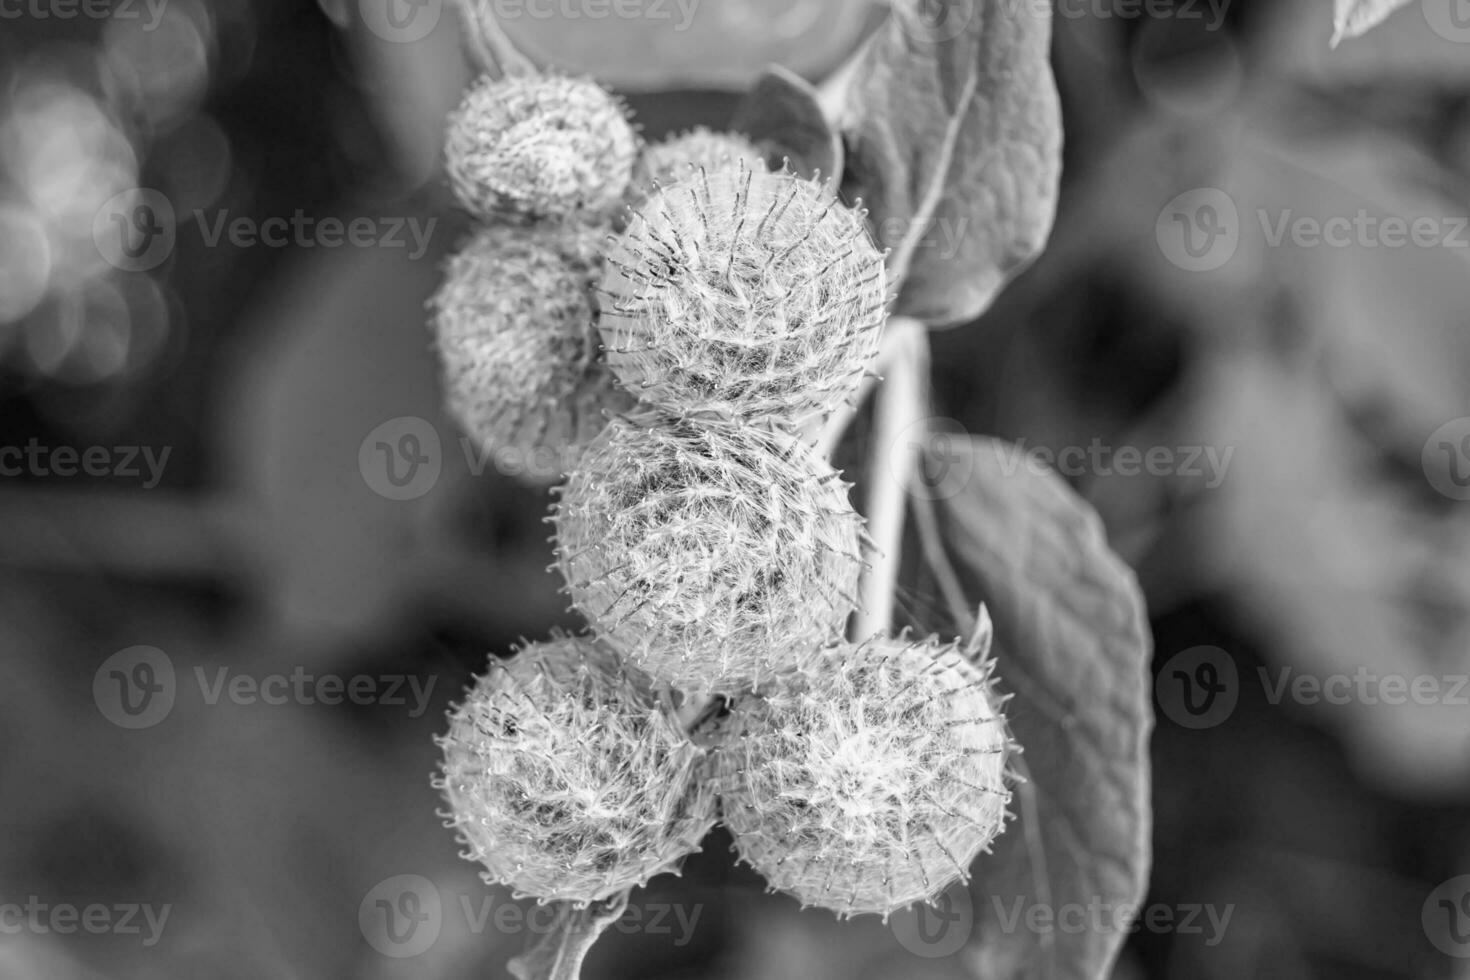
[2,0,1470,978]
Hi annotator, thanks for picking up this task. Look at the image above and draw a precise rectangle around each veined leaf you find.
[908,437,1153,980]
[731,65,844,184]
[827,0,1062,328]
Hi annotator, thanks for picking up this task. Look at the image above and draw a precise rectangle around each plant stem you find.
[506,893,630,980]
[454,0,537,78]
[853,317,930,640]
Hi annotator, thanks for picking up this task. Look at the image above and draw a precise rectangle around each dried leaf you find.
[829,0,1062,327]
[1331,0,1417,46]
[731,65,844,183]
[909,437,1153,980]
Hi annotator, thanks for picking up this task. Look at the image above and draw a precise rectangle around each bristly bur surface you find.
[445,73,639,221]
[552,414,866,693]
[599,166,888,426]
[716,634,1012,918]
[435,636,717,905]
[624,128,768,214]
[430,220,634,484]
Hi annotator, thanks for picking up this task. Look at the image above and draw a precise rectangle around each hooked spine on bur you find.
[714,633,1016,919]
[445,72,640,221]
[427,35,1021,965]
[434,635,718,906]
[551,412,868,694]
[430,220,636,484]
[599,164,890,427]
[624,127,769,212]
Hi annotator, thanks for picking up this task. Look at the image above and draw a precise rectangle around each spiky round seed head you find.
[626,128,767,209]
[430,220,635,485]
[599,165,889,426]
[435,635,717,905]
[716,635,1014,919]
[553,414,866,693]
[445,73,638,220]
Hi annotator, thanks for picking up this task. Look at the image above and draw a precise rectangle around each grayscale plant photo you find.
[1,1,1468,979]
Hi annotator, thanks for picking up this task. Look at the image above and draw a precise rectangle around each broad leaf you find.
[828,0,1062,328]
[1331,0,1417,46]
[907,437,1153,980]
[731,66,844,184]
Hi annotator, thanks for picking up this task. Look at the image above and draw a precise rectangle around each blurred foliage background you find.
[1,0,1469,977]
